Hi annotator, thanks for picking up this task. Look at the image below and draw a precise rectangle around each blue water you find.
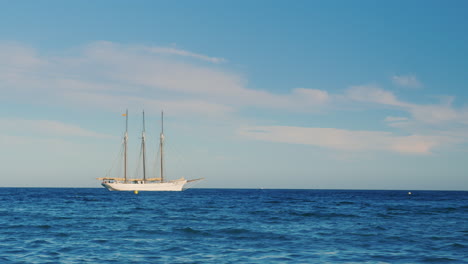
[0,189,466,263]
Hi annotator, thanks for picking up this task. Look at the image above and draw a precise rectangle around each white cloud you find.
[346,85,407,107]
[238,125,447,154]
[2,41,468,156]
[0,118,113,139]
[0,42,329,114]
[346,85,468,125]
[392,74,422,88]
[292,88,329,104]
[407,104,460,124]
[385,116,409,122]
[146,46,226,63]
[0,42,43,68]
[0,41,331,116]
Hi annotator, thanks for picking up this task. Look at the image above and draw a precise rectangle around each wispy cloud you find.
[0,41,331,116]
[392,74,422,88]
[2,41,468,156]
[346,85,468,125]
[236,84,468,155]
[238,125,447,154]
[384,116,409,122]
[346,85,407,107]
[146,46,226,63]
[1,118,113,139]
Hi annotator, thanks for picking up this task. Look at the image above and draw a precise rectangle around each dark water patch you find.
[44,251,60,256]
[173,227,210,236]
[132,229,168,235]
[351,232,377,238]
[217,228,250,235]
[27,239,52,248]
[248,209,268,215]
[3,248,28,254]
[375,212,393,218]
[82,197,100,202]
[91,239,109,244]
[1,224,27,229]
[337,201,354,205]
[420,256,457,263]
[0,257,13,263]
[53,215,74,220]
[115,210,134,215]
[290,211,359,218]
[164,246,188,253]
[428,235,448,241]
[449,242,466,249]
[54,232,70,238]
[58,246,75,253]
[431,207,462,214]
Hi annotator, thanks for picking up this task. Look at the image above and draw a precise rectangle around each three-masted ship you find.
[98,110,203,191]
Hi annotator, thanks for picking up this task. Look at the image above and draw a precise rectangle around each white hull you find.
[102,180,187,191]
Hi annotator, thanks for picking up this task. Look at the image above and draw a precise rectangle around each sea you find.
[0,188,466,263]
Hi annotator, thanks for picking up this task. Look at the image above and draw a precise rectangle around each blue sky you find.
[1,1,467,189]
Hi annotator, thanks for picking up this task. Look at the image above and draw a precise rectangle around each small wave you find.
[27,239,52,248]
[82,197,99,202]
[266,216,281,221]
[54,216,73,220]
[450,242,466,249]
[1,224,26,229]
[385,207,409,215]
[294,212,318,217]
[376,213,392,218]
[173,227,209,236]
[420,256,456,263]
[248,210,268,215]
[116,210,134,215]
[217,228,250,235]
[55,232,70,237]
[164,246,187,253]
[374,225,387,231]
[3,249,27,255]
[0,257,12,262]
[290,211,358,218]
[133,229,166,235]
[351,232,377,237]
[386,207,406,211]
[58,247,74,253]
[337,201,355,205]
[91,239,109,244]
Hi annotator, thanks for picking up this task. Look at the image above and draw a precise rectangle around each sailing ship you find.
[98,110,203,191]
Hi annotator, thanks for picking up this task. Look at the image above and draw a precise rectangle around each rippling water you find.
[0,188,466,263]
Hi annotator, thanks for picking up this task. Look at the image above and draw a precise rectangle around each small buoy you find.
[408,192,412,195]
[134,190,138,194]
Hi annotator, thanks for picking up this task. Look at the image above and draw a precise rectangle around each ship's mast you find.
[124,109,128,182]
[160,111,164,183]
[142,111,147,182]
